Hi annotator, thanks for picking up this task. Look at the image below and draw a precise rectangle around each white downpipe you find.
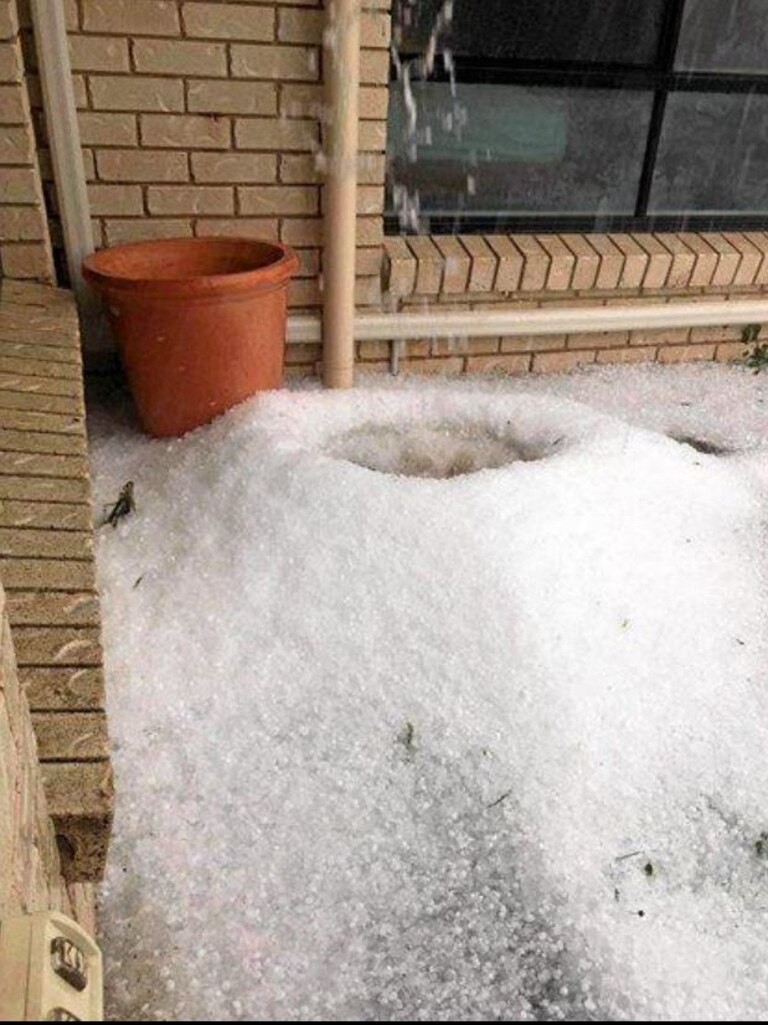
[29,0,93,304]
[321,0,361,388]
[287,299,768,346]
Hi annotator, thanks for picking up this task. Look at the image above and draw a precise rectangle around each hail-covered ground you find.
[89,363,768,1021]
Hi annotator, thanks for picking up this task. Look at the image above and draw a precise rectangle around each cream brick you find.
[0,206,45,241]
[567,330,629,350]
[715,341,748,361]
[87,184,143,216]
[277,8,323,43]
[634,234,672,290]
[89,75,184,112]
[533,350,596,373]
[0,84,26,124]
[231,44,318,81]
[358,340,389,361]
[68,35,129,73]
[104,218,193,244]
[560,234,599,291]
[282,83,325,120]
[740,231,768,285]
[133,39,227,77]
[0,0,19,40]
[460,235,496,292]
[629,327,690,347]
[147,185,233,215]
[401,357,465,376]
[434,236,470,293]
[689,324,742,344]
[589,234,623,290]
[140,113,231,149]
[285,342,322,365]
[77,112,136,146]
[289,277,322,306]
[383,236,416,296]
[358,120,387,152]
[279,217,321,246]
[1,243,52,280]
[703,233,741,287]
[356,184,384,214]
[678,232,718,288]
[239,185,318,215]
[96,149,188,182]
[362,12,392,48]
[359,85,388,119]
[0,124,30,163]
[596,346,657,365]
[279,153,321,183]
[0,39,21,83]
[486,235,523,292]
[361,49,389,84]
[235,117,318,151]
[722,231,762,287]
[82,0,180,35]
[0,168,39,205]
[466,353,530,374]
[187,79,276,116]
[500,333,568,353]
[656,343,716,363]
[355,246,381,276]
[408,235,443,294]
[654,233,695,288]
[510,235,549,291]
[538,235,575,291]
[352,216,381,246]
[356,275,381,306]
[613,234,649,289]
[358,152,386,184]
[195,217,278,238]
[296,248,321,277]
[192,152,276,183]
[183,2,274,40]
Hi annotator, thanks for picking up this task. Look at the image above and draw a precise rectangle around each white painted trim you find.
[287,300,768,345]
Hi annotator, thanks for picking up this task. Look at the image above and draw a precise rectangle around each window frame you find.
[385,0,768,235]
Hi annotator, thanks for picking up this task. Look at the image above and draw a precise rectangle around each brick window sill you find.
[382,231,768,299]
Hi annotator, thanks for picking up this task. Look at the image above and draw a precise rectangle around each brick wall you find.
[4,0,767,377]
[17,0,389,317]
[351,230,768,377]
[0,0,53,281]
[0,575,95,935]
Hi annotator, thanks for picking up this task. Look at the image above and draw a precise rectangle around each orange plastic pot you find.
[83,236,299,437]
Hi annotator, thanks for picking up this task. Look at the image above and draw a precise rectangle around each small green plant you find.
[741,324,768,373]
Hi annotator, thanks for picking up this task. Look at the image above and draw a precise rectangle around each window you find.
[386,0,768,234]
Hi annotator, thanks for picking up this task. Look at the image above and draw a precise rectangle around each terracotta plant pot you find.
[83,236,299,437]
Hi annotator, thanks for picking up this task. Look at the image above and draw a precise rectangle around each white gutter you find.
[288,299,768,346]
[29,0,108,353]
[321,0,361,388]
[29,1,93,302]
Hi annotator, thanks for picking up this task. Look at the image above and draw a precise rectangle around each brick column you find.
[0,0,53,281]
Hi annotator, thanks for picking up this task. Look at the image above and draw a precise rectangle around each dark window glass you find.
[675,0,768,74]
[389,82,653,218]
[650,92,768,214]
[387,0,768,233]
[395,0,667,66]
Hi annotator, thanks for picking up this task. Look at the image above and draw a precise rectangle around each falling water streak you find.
[390,0,457,232]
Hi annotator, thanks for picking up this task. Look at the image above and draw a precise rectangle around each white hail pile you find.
[90,363,768,1021]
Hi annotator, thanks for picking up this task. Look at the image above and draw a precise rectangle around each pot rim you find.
[82,236,300,298]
